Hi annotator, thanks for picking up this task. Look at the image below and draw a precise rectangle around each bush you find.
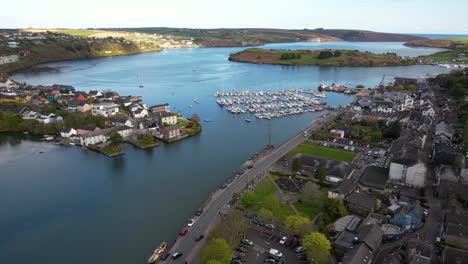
[318,51,334,59]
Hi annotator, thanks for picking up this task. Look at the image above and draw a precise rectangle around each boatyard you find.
[214,89,328,119]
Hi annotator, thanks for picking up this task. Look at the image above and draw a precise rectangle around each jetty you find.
[214,88,328,119]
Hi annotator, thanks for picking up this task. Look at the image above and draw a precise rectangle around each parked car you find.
[295,246,305,253]
[269,248,283,258]
[241,239,253,246]
[172,252,183,260]
[265,224,276,229]
[284,239,293,247]
[187,218,195,227]
[235,252,246,258]
[279,236,287,245]
[179,228,188,236]
[264,258,276,263]
[231,260,242,264]
[160,253,170,260]
[235,247,247,253]
[195,208,203,216]
[195,234,205,241]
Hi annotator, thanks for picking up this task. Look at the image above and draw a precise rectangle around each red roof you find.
[51,90,60,95]
[75,94,86,101]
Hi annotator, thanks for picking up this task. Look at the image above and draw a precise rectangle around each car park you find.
[284,238,293,247]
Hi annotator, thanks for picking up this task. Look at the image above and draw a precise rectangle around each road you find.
[164,110,345,264]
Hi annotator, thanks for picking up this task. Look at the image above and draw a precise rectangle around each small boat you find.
[204,119,212,122]
[148,242,168,264]
[139,85,144,88]
[194,98,201,104]
[189,105,193,108]
[39,150,45,154]
[245,119,251,122]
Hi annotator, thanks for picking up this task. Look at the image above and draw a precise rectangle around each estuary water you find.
[1,41,449,264]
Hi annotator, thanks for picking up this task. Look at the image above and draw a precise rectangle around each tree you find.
[211,210,247,247]
[408,84,417,91]
[334,50,341,57]
[258,208,273,223]
[318,50,334,59]
[240,192,257,209]
[0,111,23,132]
[206,260,223,264]
[323,198,347,221]
[108,132,123,147]
[198,238,232,264]
[301,182,323,204]
[383,120,401,139]
[316,163,326,184]
[285,215,310,235]
[292,158,302,172]
[395,84,404,91]
[302,232,331,264]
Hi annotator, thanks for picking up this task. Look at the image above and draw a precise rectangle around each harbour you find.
[0,41,450,264]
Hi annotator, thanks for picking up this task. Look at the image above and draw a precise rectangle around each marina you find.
[215,89,327,119]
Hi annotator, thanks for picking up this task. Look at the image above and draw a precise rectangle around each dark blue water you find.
[1,42,449,264]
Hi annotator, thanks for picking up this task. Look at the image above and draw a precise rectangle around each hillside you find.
[101,27,425,46]
[228,48,415,67]
[408,38,468,63]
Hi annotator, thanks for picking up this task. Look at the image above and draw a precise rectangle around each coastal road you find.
[165,109,345,264]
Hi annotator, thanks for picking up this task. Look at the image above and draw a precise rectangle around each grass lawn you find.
[286,141,356,162]
[246,177,295,219]
[295,201,322,219]
[177,118,191,128]
[101,145,123,156]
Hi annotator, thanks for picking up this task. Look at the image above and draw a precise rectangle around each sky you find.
[1,0,467,34]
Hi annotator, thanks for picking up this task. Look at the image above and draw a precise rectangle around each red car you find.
[284,239,293,247]
[179,228,188,236]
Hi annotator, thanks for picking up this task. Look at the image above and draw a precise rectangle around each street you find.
[163,110,344,264]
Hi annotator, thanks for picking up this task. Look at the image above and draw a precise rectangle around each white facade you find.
[92,103,119,117]
[161,115,177,125]
[422,106,435,118]
[60,128,77,138]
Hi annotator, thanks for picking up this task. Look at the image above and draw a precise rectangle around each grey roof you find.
[295,154,355,180]
[359,166,389,191]
[331,178,356,196]
[441,246,468,264]
[162,125,180,132]
[82,126,130,138]
[345,192,376,211]
[405,239,432,262]
[334,229,358,250]
[357,224,383,251]
[341,243,373,264]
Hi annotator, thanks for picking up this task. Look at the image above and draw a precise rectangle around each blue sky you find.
[1,0,467,33]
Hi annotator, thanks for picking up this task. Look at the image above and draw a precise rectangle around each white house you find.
[21,110,64,124]
[133,108,148,119]
[91,103,119,117]
[422,105,435,119]
[0,55,19,65]
[60,128,77,138]
[158,112,177,125]
[79,126,132,146]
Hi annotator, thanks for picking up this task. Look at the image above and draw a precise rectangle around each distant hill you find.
[101,27,426,47]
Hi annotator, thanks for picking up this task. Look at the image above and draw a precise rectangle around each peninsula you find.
[228,48,416,67]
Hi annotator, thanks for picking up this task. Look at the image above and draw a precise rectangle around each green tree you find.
[316,163,326,184]
[383,120,401,139]
[198,238,232,264]
[395,84,404,91]
[0,111,23,132]
[408,84,417,91]
[258,208,273,223]
[334,50,342,57]
[108,132,123,147]
[285,215,310,235]
[206,260,223,264]
[292,158,303,172]
[318,50,334,59]
[324,198,347,221]
[301,182,323,204]
[302,232,331,264]
[210,210,247,247]
[240,192,257,209]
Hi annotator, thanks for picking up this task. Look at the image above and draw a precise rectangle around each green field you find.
[287,141,356,162]
[448,38,468,44]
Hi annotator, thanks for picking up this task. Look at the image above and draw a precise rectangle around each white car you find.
[187,219,195,227]
[295,246,304,253]
[279,236,287,245]
[269,248,283,258]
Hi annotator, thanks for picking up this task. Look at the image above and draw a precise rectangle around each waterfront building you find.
[161,125,181,140]
[91,103,119,117]
[149,103,170,113]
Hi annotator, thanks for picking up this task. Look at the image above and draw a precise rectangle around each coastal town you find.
[0,79,202,156]
[146,68,468,264]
